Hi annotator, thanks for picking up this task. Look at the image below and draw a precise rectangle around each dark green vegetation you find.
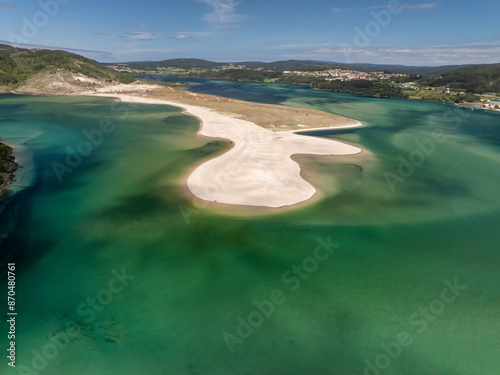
[279,75,409,99]
[185,68,281,81]
[0,44,134,87]
[316,80,408,98]
[0,139,17,188]
[420,64,500,94]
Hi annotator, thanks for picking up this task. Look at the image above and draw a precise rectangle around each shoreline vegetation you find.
[0,140,18,200]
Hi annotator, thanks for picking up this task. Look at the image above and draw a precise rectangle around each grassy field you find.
[406,89,462,102]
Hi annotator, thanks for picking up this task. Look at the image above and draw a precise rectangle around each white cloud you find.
[126,32,158,40]
[196,0,245,23]
[378,43,500,55]
[96,31,109,36]
[276,42,500,65]
[170,34,193,40]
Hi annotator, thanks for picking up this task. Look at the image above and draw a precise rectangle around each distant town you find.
[281,69,406,82]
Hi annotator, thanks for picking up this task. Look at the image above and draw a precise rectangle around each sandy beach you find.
[93,94,362,208]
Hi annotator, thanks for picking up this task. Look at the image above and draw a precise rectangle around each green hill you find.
[423,64,500,93]
[0,44,135,92]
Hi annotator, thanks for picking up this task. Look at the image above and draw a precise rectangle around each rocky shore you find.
[0,142,18,200]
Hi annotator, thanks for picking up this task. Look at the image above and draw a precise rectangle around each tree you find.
[464,92,478,102]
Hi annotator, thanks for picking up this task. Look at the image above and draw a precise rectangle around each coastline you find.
[92,93,363,209]
[0,142,19,200]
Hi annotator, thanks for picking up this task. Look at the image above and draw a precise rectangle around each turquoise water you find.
[1,82,500,375]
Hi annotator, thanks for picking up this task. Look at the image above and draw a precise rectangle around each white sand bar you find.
[95,94,362,208]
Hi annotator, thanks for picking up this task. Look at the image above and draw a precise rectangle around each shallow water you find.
[1,82,499,375]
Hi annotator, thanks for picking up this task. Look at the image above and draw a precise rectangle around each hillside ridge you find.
[0,44,135,95]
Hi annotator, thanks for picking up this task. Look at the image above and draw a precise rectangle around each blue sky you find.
[1,0,499,65]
